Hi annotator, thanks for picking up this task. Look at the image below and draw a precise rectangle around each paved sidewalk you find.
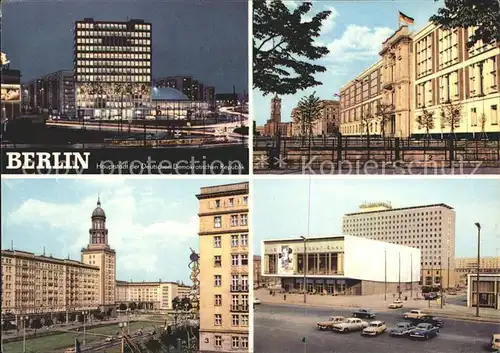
[255,289,500,323]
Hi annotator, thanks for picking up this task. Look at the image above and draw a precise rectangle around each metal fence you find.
[254,135,500,170]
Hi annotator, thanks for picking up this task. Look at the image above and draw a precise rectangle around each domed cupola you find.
[89,196,108,246]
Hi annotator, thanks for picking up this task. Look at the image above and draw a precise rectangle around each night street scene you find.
[0,0,249,174]
[253,0,500,174]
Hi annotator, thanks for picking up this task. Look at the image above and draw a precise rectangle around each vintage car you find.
[491,334,500,351]
[409,323,439,340]
[411,315,444,328]
[389,300,403,309]
[403,309,425,320]
[352,309,376,319]
[253,298,261,305]
[361,320,387,336]
[389,321,415,337]
[316,316,346,331]
[332,318,369,333]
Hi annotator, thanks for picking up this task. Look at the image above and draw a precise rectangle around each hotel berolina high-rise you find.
[197,183,250,353]
[74,18,152,120]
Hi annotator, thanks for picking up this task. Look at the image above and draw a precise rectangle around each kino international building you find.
[339,23,499,138]
[261,235,421,296]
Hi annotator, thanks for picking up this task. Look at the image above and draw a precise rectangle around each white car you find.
[332,318,369,333]
[362,321,387,336]
[253,298,261,305]
[403,309,425,320]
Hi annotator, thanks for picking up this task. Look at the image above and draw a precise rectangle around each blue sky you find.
[253,178,500,258]
[254,0,444,125]
[1,178,245,284]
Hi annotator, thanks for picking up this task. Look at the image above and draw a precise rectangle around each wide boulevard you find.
[254,303,498,353]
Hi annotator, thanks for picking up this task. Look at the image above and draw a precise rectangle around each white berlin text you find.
[5,152,90,170]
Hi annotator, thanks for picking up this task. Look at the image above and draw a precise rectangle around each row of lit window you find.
[77,68,150,74]
[76,75,150,82]
[76,47,151,57]
[76,52,151,60]
[76,30,150,37]
[76,60,150,67]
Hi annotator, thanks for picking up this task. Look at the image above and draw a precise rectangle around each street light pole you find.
[301,236,307,304]
[22,316,27,353]
[475,222,481,317]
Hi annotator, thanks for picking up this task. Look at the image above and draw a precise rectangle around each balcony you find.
[230,304,249,312]
[230,285,249,293]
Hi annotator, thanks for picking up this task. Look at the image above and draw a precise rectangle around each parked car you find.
[409,323,439,340]
[253,298,261,305]
[491,334,500,351]
[332,318,369,333]
[403,309,425,320]
[412,315,444,328]
[361,321,387,336]
[389,321,415,337]
[352,309,376,319]
[316,316,345,331]
[424,292,439,300]
[389,300,403,309]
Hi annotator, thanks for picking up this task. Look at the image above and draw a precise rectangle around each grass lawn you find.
[3,321,155,353]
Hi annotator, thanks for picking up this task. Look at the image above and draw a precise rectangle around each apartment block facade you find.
[197,182,250,353]
[1,250,100,316]
[340,24,499,138]
[342,202,456,288]
[115,281,191,310]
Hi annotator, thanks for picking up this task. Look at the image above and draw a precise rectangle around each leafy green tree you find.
[119,303,127,311]
[253,0,331,95]
[415,109,436,138]
[430,0,500,48]
[297,92,323,160]
[128,302,137,311]
[440,100,463,138]
[375,103,394,138]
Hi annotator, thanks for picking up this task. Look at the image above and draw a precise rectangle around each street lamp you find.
[81,311,88,346]
[22,315,28,353]
[119,321,128,353]
[300,236,307,304]
[475,222,481,317]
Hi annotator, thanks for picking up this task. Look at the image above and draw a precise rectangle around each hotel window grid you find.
[243,196,248,205]
[232,255,239,266]
[215,336,222,347]
[228,198,234,207]
[241,254,248,266]
[241,337,249,348]
[232,315,239,326]
[214,275,221,287]
[232,337,240,348]
[215,314,222,326]
[241,315,249,326]
[215,199,221,208]
[214,236,221,248]
[241,234,248,246]
[231,235,239,247]
[214,216,222,228]
[438,28,459,69]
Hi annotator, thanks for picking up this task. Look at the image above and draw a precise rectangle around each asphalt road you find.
[254,304,498,353]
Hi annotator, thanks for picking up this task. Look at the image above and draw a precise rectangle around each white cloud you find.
[284,0,299,9]
[7,186,198,276]
[325,24,393,62]
[320,6,338,35]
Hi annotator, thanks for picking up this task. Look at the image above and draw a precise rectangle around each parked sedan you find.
[412,315,444,328]
[352,309,376,319]
[316,316,345,331]
[389,300,403,309]
[361,321,387,336]
[332,318,369,333]
[409,323,439,340]
[389,321,415,337]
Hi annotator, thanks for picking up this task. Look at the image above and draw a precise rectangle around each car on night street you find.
[388,299,403,309]
[361,320,387,336]
[408,323,439,340]
[389,321,415,337]
[403,309,425,319]
[411,315,444,328]
[316,316,345,331]
[352,309,376,319]
[332,318,369,333]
